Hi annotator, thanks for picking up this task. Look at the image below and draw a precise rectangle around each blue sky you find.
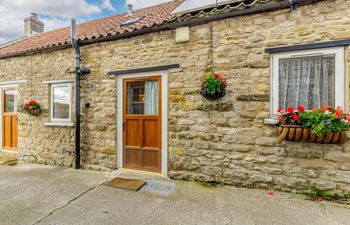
[0,0,172,44]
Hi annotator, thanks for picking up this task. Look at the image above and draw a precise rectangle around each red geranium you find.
[286,107,294,113]
[334,111,343,118]
[297,105,305,113]
[201,70,227,97]
[293,114,299,121]
[320,106,329,111]
[29,100,36,106]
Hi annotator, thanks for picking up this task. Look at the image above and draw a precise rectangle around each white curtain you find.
[279,55,335,109]
[144,81,158,115]
[127,84,134,114]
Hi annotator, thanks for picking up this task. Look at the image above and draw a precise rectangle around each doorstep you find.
[0,152,18,166]
[108,168,169,181]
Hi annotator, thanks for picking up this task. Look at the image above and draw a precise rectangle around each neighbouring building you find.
[0,0,349,197]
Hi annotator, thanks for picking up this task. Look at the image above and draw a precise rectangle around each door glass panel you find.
[127,80,158,115]
[4,90,17,113]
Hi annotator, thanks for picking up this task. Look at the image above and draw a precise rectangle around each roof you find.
[0,0,323,59]
[0,0,183,59]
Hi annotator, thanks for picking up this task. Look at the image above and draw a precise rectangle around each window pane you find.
[127,80,158,115]
[4,90,17,113]
[279,54,335,109]
[53,86,70,119]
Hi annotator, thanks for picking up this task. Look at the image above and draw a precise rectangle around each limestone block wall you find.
[0,51,76,166]
[0,0,349,195]
[167,0,350,197]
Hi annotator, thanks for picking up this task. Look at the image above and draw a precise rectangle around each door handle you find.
[123,122,126,131]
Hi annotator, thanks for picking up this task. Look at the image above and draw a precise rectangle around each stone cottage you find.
[0,0,349,196]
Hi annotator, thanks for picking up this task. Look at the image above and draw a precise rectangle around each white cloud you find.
[102,0,116,12]
[0,0,105,44]
[126,0,173,10]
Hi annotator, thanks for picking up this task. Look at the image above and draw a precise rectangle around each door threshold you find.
[1,149,17,154]
[114,168,168,180]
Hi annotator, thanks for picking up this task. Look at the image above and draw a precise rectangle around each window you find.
[126,80,159,115]
[271,47,345,115]
[51,83,72,122]
[4,90,18,113]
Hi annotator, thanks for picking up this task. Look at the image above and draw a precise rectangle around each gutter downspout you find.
[71,19,81,169]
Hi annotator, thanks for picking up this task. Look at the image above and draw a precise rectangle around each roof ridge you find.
[0,0,182,50]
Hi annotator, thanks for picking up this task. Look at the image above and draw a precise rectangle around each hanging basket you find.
[200,87,225,101]
[277,125,347,145]
[30,108,41,117]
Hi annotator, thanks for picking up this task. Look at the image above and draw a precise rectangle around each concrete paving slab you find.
[0,164,106,225]
[1,164,350,225]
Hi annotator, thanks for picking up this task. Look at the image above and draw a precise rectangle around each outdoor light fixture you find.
[76,67,91,76]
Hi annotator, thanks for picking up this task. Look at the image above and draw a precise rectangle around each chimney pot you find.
[31,12,38,18]
[127,4,133,16]
[24,12,44,36]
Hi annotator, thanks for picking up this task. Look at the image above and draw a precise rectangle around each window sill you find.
[44,122,74,127]
[264,118,279,125]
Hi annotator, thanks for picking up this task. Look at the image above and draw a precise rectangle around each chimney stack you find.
[126,4,133,16]
[24,13,44,36]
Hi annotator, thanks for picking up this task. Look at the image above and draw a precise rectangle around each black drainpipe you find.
[71,19,90,169]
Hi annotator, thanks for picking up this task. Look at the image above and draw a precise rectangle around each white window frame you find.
[50,83,72,123]
[271,47,345,116]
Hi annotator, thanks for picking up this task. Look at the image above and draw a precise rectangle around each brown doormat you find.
[104,177,146,191]
[0,153,17,165]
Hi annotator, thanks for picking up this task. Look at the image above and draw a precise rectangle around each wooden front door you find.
[2,88,18,150]
[123,76,161,172]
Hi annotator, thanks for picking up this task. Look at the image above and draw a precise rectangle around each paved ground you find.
[0,163,350,225]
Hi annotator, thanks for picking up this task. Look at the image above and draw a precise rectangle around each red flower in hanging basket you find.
[29,100,36,105]
[19,99,42,116]
[200,70,226,100]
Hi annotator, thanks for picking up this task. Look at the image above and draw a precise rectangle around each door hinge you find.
[123,122,126,131]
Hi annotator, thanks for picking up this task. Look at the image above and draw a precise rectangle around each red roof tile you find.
[0,0,182,58]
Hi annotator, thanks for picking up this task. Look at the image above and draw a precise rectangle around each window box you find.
[278,125,347,144]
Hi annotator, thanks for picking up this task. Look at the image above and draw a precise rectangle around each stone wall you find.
[0,0,349,196]
[168,0,350,197]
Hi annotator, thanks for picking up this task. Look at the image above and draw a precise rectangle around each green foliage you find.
[203,73,223,95]
[299,109,350,136]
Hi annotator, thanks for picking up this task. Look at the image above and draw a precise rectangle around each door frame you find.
[117,71,168,176]
[0,84,21,153]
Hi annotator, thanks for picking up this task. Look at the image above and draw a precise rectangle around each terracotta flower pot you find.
[30,108,40,117]
[200,87,225,101]
[277,125,347,145]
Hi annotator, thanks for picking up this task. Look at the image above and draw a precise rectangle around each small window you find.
[4,90,18,113]
[51,83,72,122]
[271,47,345,115]
[126,80,159,115]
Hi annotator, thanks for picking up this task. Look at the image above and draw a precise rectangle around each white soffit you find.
[172,0,243,15]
